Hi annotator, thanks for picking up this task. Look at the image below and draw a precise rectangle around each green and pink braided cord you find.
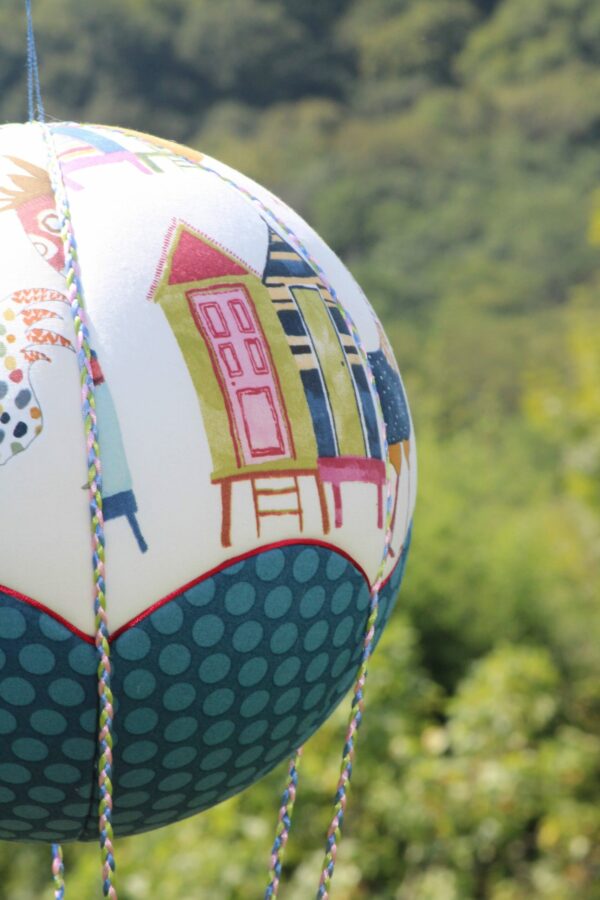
[43,123,118,900]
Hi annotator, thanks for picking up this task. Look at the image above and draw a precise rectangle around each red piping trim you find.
[0,584,95,645]
[0,539,401,645]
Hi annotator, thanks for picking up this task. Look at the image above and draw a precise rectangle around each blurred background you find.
[1,0,600,897]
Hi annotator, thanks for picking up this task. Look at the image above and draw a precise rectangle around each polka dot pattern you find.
[0,537,411,842]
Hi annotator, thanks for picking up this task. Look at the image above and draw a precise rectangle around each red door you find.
[188,285,293,466]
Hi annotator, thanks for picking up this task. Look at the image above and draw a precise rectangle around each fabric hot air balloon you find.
[0,121,416,851]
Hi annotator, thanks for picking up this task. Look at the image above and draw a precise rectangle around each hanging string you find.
[25,0,45,123]
[51,844,65,899]
[42,123,117,899]
[264,747,303,899]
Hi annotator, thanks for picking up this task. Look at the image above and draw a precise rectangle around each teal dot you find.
[0,677,35,706]
[232,621,263,653]
[0,709,17,734]
[38,616,71,642]
[113,811,143,825]
[336,669,356,695]
[123,669,156,701]
[163,746,197,769]
[228,768,257,788]
[299,585,326,619]
[194,771,226,791]
[198,653,231,685]
[265,740,291,763]
[235,745,264,768]
[185,578,216,607]
[119,769,155,789]
[67,645,97,676]
[119,791,151,809]
[122,741,157,764]
[48,678,84,707]
[0,608,26,638]
[51,819,80,831]
[356,583,370,611]
[263,586,292,619]
[152,794,184,811]
[273,657,301,687]
[326,554,349,580]
[0,649,4,670]
[303,683,326,710]
[28,786,65,804]
[163,683,196,712]
[239,719,268,745]
[158,772,192,792]
[274,687,300,715]
[164,716,198,743]
[14,805,49,821]
[192,615,224,648]
[151,603,183,635]
[159,644,191,676]
[79,709,97,734]
[19,644,55,675]
[146,811,176,825]
[240,690,270,718]
[255,550,285,582]
[271,716,297,740]
[203,688,234,716]
[77,782,93,799]
[115,628,151,661]
[224,582,256,616]
[11,738,48,762]
[0,819,31,832]
[61,738,95,761]
[200,748,232,771]
[306,653,329,683]
[333,616,354,647]
[331,582,354,615]
[44,764,80,784]
[304,620,329,652]
[270,623,298,655]
[331,648,351,678]
[238,657,268,687]
[124,707,158,735]
[223,560,246,576]
[62,803,90,818]
[297,711,320,734]
[293,548,320,583]
[187,789,218,807]
[203,720,235,746]
[0,787,14,803]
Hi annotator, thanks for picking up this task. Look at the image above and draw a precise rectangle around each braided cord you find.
[264,747,303,899]
[51,844,65,899]
[188,162,398,896]
[42,124,117,900]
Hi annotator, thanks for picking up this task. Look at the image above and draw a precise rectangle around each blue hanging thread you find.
[25,0,45,123]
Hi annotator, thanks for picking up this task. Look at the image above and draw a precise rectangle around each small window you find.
[219,343,242,378]
[229,299,254,333]
[245,338,268,375]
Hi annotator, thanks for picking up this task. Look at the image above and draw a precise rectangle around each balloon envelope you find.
[0,123,416,841]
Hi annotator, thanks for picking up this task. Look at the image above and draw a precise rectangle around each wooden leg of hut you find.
[315,475,330,535]
[220,480,232,547]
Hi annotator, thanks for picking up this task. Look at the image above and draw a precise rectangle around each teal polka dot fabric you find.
[0,537,410,842]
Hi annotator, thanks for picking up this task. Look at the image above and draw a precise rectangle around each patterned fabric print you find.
[0,540,410,842]
[0,288,72,463]
[0,600,98,843]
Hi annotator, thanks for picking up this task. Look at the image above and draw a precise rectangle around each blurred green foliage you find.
[1,0,599,896]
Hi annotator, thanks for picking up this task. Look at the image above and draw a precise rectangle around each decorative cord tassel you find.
[43,125,117,899]
[265,747,303,899]
[51,843,65,899]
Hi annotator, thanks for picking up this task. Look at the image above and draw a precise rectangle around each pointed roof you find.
[168,229,249,285]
